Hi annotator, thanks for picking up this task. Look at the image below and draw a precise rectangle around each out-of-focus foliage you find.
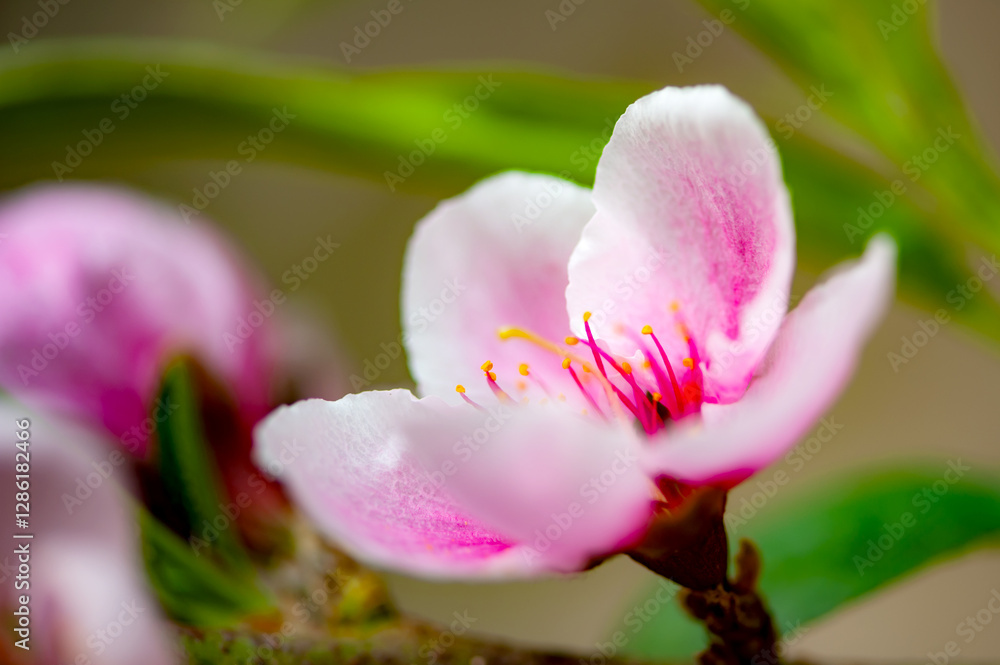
[141,362,275,626]
[3,1,997,660]
[2,40,1000,345]
[140,506,275,627]
[623,467,1000,659]
[694,0,1000,295]
[155,361,255,574]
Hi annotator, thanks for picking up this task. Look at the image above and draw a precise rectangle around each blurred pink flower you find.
[255,86,896,580]
[0,184,276,455]
[0,401,176,665]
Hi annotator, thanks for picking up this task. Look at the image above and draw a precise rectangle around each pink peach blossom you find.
[0,184,276,455]
[255,86,896,579]
[0,401,176,665]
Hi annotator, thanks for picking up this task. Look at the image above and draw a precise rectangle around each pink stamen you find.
[455,385,487,412]
[620,361,657,434]
[519,363,554,398]
[562,358,606,419]
[582,312,606,377]
[643,326,685,413]
[634,341,679,418]
[480,360,514,403]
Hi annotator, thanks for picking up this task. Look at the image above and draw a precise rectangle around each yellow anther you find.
[670,301,680,312]
[488,371,497,381]
[682,357,694,370]
[498,325,627,421]
[582,365,592,373]
[642,359,652,369]
[564,336,579,346]
[481,360,494,372]
[455,385,466,394]
[641,325,653,335]
[621,361,632,374]
[518,363,530,376]
[652,392,662,402]
[583,311,592,322]
[561,357,572,370]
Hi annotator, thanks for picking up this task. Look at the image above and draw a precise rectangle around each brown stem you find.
[180,620,660,665]
[680,540,779,665]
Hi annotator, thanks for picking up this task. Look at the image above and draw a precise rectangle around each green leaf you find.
[779,131,1000,341]
[139,505,276,627]
[2,39,999,340]
[0,39,644,193]
[622,466,1000,659]
[692,0,1000,263]
[154,359,254,574]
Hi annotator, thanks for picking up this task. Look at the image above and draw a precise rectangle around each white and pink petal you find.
[404,403,655,572]
[567,85,795,403]
[0,401,176,665]
[401,172,596,407]
[255,390,542,578]
[642,235,896,485]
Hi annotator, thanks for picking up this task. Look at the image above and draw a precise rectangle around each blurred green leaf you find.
[623,466,1000,659]
[2,39,999,340]
[780,131,1000,340]
[155,359,254,574]
[693,0,1000,264]
[139,505,276,627]
[0,39,641,192]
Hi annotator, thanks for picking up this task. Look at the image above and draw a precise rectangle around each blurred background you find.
[1,0,998,660]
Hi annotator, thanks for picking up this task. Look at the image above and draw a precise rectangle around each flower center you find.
[454,310,705,437]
